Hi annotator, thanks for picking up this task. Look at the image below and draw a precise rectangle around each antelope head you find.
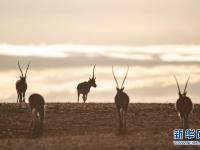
[18,61,31,82]
[88,64,97,88]
[112,65,129,93]
[173,75,190,98]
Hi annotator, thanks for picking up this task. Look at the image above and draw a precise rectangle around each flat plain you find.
[0,103,200,150]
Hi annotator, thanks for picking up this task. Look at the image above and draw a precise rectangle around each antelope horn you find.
[112,65,119,88]
[18,61,23,76]
[121,66,129,88]
[183,75,190,94]
[92,64,96,78]
[25,61,31,77]
[173,75,181,94]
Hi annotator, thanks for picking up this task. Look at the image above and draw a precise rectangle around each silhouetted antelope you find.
[77,65,97,103]
[112,66,130,131]
[29,93,45,138]
[174,75,193,130]
[16,61,30,103]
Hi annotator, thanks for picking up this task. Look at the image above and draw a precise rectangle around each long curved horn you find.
[25,61,31,77]
[18,61,23,76]
[92,64,96,78]
[112,65,119,88]
[183,75,190,94]
[121,66,129,88]
[173,75,181,94]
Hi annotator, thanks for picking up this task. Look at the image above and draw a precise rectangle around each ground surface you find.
[0,103,200,150]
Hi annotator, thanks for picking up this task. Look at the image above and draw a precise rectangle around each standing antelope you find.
[16,61,30,103]
[77,65,97,103]
[29,93,45,138]
[174,75,193,130]
[112,66,130,131]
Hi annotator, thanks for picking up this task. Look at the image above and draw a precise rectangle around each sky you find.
[0,45,200,103]
[0,0,200,103]
[0,0,200,45]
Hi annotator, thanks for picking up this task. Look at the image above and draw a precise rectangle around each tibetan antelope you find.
[29,93,45,138]
[174,75,193,130]
[16,61,30,103]
[77,64,97,103]
[112,66,130,131]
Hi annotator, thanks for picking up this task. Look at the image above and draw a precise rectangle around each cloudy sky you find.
[0,46,200,103]
[0,0,200,103]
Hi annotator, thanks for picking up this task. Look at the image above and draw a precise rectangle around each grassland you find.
[0,103,200,150]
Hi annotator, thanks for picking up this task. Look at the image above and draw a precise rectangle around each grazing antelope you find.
[112,66,130,131]
[77,65,97,103]
[174,75,193,130]
[16,61,30,103]
[29,93,45,138]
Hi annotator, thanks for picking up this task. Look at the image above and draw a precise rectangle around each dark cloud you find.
[0,52,200,71]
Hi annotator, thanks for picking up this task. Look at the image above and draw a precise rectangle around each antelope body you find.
[16,61,30,103]
[174,75,193,129]
[29,93,45,138]
[112,66,130,131]
[77,65,97,103]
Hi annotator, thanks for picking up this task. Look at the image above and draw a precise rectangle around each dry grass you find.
[0,103,200,150]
